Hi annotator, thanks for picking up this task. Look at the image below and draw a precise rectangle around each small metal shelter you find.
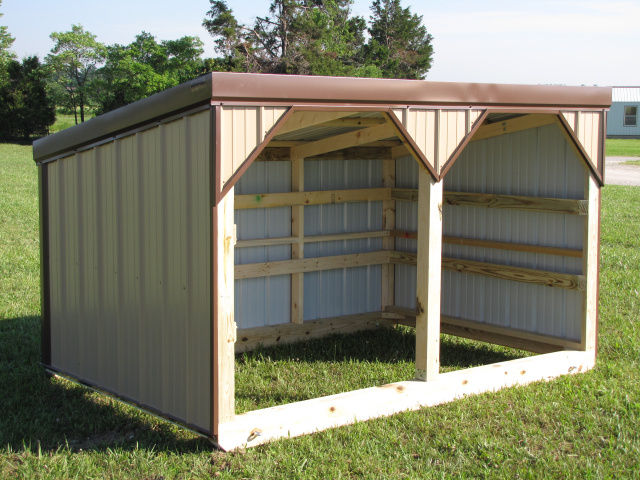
[33,73,610,450]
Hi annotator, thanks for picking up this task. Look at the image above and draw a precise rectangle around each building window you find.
[624,106,638,127]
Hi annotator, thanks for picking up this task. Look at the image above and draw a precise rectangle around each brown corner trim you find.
[210,106,218,435]
[39,164,52,366]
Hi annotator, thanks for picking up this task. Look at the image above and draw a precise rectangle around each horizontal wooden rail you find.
[236,230,390,248]
[393,231,583,258]
[235,188,391,210]
[442,235,583,258]
[384,306,582,353]
[443,191,588,216]
[237,231,582,259]
[389,252,586,291]
[236,189,587,215]
[235,251,388,279]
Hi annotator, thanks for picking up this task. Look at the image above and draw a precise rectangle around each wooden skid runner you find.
[216,350,595,450]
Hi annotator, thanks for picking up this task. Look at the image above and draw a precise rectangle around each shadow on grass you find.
[1,318,526,454]
[0,316,211,455]
[236,325,526,368]
[234,325,529,411]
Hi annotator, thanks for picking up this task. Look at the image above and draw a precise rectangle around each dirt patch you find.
[606,157,640,186]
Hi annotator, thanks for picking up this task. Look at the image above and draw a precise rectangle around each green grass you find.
[49,113,95,135]
[606,138,640,157]
[1,143,639,478]
[623,160,640,166]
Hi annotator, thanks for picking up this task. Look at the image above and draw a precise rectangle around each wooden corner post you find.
[415,168,443,381]
[213,187,236,434]
[581,172,600,352]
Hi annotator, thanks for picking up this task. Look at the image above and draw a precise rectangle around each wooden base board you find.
[216,350,595,451]
[235,313,397,353]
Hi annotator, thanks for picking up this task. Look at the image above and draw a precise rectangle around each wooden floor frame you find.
[216,349,595,451]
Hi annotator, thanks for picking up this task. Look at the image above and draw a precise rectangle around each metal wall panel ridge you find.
[303,158,383,320]
[46,110,212,432]
[234,161,292,328]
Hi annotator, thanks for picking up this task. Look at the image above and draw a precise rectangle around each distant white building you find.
[607,87,640,138]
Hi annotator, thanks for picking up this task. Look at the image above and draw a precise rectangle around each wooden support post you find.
[415,169,443,381]
[291,155,304,324]
[213,188,236,432]
[381,154,395,309]
[581,172,600,351]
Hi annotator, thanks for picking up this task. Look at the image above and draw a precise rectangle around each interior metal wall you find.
[303,159,383,320]
[234,161,292,328]
[395,123,586,341]
[234,157,383,328]
[46,110,212,432]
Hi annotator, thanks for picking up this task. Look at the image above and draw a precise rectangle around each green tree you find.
[0,56,56,141]
[202,0,432,79]
[0,0,17,86]
[203,0,369,75]
[46,25,105,124]
[364,0,433,79]
[92,32,205,114]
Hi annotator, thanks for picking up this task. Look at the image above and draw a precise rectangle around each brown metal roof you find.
[33,72,612,163]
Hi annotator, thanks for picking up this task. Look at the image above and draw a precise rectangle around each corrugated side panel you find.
[234,161,292,328]
[303,158,383,320]
[441,123,585,341]
[47,110,211,432]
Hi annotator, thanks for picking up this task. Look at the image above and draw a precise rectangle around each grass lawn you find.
[1,143,639,478]
[606,138,640,157]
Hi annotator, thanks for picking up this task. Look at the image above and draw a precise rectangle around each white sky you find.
[2,0,639,86]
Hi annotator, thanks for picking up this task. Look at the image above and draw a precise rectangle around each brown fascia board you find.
[33,72,611,163]
[210,72,612,109]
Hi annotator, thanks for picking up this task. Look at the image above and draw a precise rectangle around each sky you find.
[2,0,639,86]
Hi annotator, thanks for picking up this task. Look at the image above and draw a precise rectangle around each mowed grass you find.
[1,143,639,478]
[606,138,640,157]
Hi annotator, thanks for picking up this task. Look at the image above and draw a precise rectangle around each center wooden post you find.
[291,154,304,324]
[415,168,443,381]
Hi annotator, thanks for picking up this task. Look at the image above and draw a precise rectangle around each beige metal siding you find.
[47,110,212,432]
[220,106,288,189]
[562,111,603,167]
[395,109,484,173]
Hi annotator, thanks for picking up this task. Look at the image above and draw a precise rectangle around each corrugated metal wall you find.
[234,161,292,328]
[233,157,384,328]
[303,159,383,320]
[395,123,586,341]
[47,110,212,432]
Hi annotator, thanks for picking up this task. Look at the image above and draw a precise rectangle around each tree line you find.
[0,0,433,141]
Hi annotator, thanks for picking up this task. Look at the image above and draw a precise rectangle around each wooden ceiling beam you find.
[470,114,556,143]
[276,111,360,136]
[291,122,396,159]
